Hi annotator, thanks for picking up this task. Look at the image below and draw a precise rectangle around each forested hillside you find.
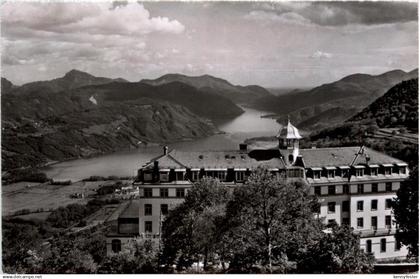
[301,79,419,168]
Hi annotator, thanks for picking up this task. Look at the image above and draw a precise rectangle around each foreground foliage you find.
[161,169,374,273]
[392,165,419,258]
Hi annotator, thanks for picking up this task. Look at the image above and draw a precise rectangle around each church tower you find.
[276,119,302,165]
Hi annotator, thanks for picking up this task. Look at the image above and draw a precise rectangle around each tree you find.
[98,238,159,273]
[297,224,374,273]
[161,177,231,271]
[392,165,419,258]
[224,167,322,273]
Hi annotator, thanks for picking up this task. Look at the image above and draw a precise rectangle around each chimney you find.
[163,146,168,155]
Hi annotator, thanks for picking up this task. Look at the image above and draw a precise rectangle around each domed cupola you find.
[276,119,302,165]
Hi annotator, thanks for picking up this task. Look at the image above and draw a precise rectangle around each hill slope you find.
[11,69,128,94]
[141,73,271,104]
[254,69,418,131]
[2,71,248,171]
[302,78,418,168]
[348,79,418,131]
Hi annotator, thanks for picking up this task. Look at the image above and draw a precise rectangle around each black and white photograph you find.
[1,0,419,275]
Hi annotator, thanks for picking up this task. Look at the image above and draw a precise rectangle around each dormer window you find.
[396,163,408,175]
[325,167,336,178]
[369,165,378,176]
[354,166,365,177]
[311,168,322,179]
[174,169,186,181]
[382,164,393,175]
[338,166,350,178]
[191,168,200,181]
[159,169,170,182]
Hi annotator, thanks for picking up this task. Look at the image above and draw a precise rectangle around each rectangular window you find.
[192,171,199,181]
[235,171,245,182]
[357,184,364,194]
[160,172,169,182]
[342,201,350,212]
[357,201,364,211]
[385,168,391,175]
[160,204,168,215]
[400,167,407,175]
[371,183,378,193]
[143,173,153,182]
[144,188,153,198]
[356,169,364,177]
[371,216,377,230]
[328,170,335,178]
[342,218,350,226]
[328,202,336,213]
[217,171,227,181]
[341,169,349,178]
[366,240,372,253]
[314,186,321,196]
[357,218,364,229]
[385,215,392,228]
[313,203,321,214]
[370,168,378,176]
[145,221,153,233]
[176,188,185,198]
[144,204,152,216]
[314,171,321,179]
[386,182,393,192]
[381,238,387,252]
[160,188,169,198]
[385,199,392,209]
[175,172,184,181]
[328,185,336,195]
[371,200,378,211]
[343,184,349,194]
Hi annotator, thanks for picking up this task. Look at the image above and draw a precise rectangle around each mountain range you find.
[141,73,271,104]
[2,68,418,172]
[2,70,249,171]
[302,78,418,168]
[254,69,418,131]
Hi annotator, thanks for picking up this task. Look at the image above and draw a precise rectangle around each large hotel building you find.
[107,121,410,261]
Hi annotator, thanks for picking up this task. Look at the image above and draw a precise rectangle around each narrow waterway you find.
[43,107,282,181]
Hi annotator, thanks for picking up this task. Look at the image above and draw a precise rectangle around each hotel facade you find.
[107,121,409,261]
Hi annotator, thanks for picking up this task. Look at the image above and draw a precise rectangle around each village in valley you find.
[1,1,419,275]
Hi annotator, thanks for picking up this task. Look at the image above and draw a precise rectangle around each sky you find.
[1,1,418,87]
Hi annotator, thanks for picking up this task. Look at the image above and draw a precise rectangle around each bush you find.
[3,169,49,184]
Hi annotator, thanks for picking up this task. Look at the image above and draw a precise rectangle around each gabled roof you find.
[143,151,187,169]
[277,120,302,139]
[299,146,406,168]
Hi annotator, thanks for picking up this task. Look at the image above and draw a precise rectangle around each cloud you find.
[1,2,185,36]
[311,51,332,59]
[248,2,417,27]
[246,10,311,26]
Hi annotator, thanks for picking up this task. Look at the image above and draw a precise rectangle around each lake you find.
[43,107,282,181]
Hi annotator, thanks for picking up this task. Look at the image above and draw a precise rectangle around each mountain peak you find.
[63,69,94,79]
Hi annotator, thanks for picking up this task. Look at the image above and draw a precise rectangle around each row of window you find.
[365,238,401,253]
[143,188,185,198]
[147,171,249,183]
[145,204,169,216]
[326,199,392,213]
[314,182,393,196]
[356,216,393,229]
[309,166,406,180]
[327,215,393,230]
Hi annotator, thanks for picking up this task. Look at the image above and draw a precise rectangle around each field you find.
[2,180,129,216]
